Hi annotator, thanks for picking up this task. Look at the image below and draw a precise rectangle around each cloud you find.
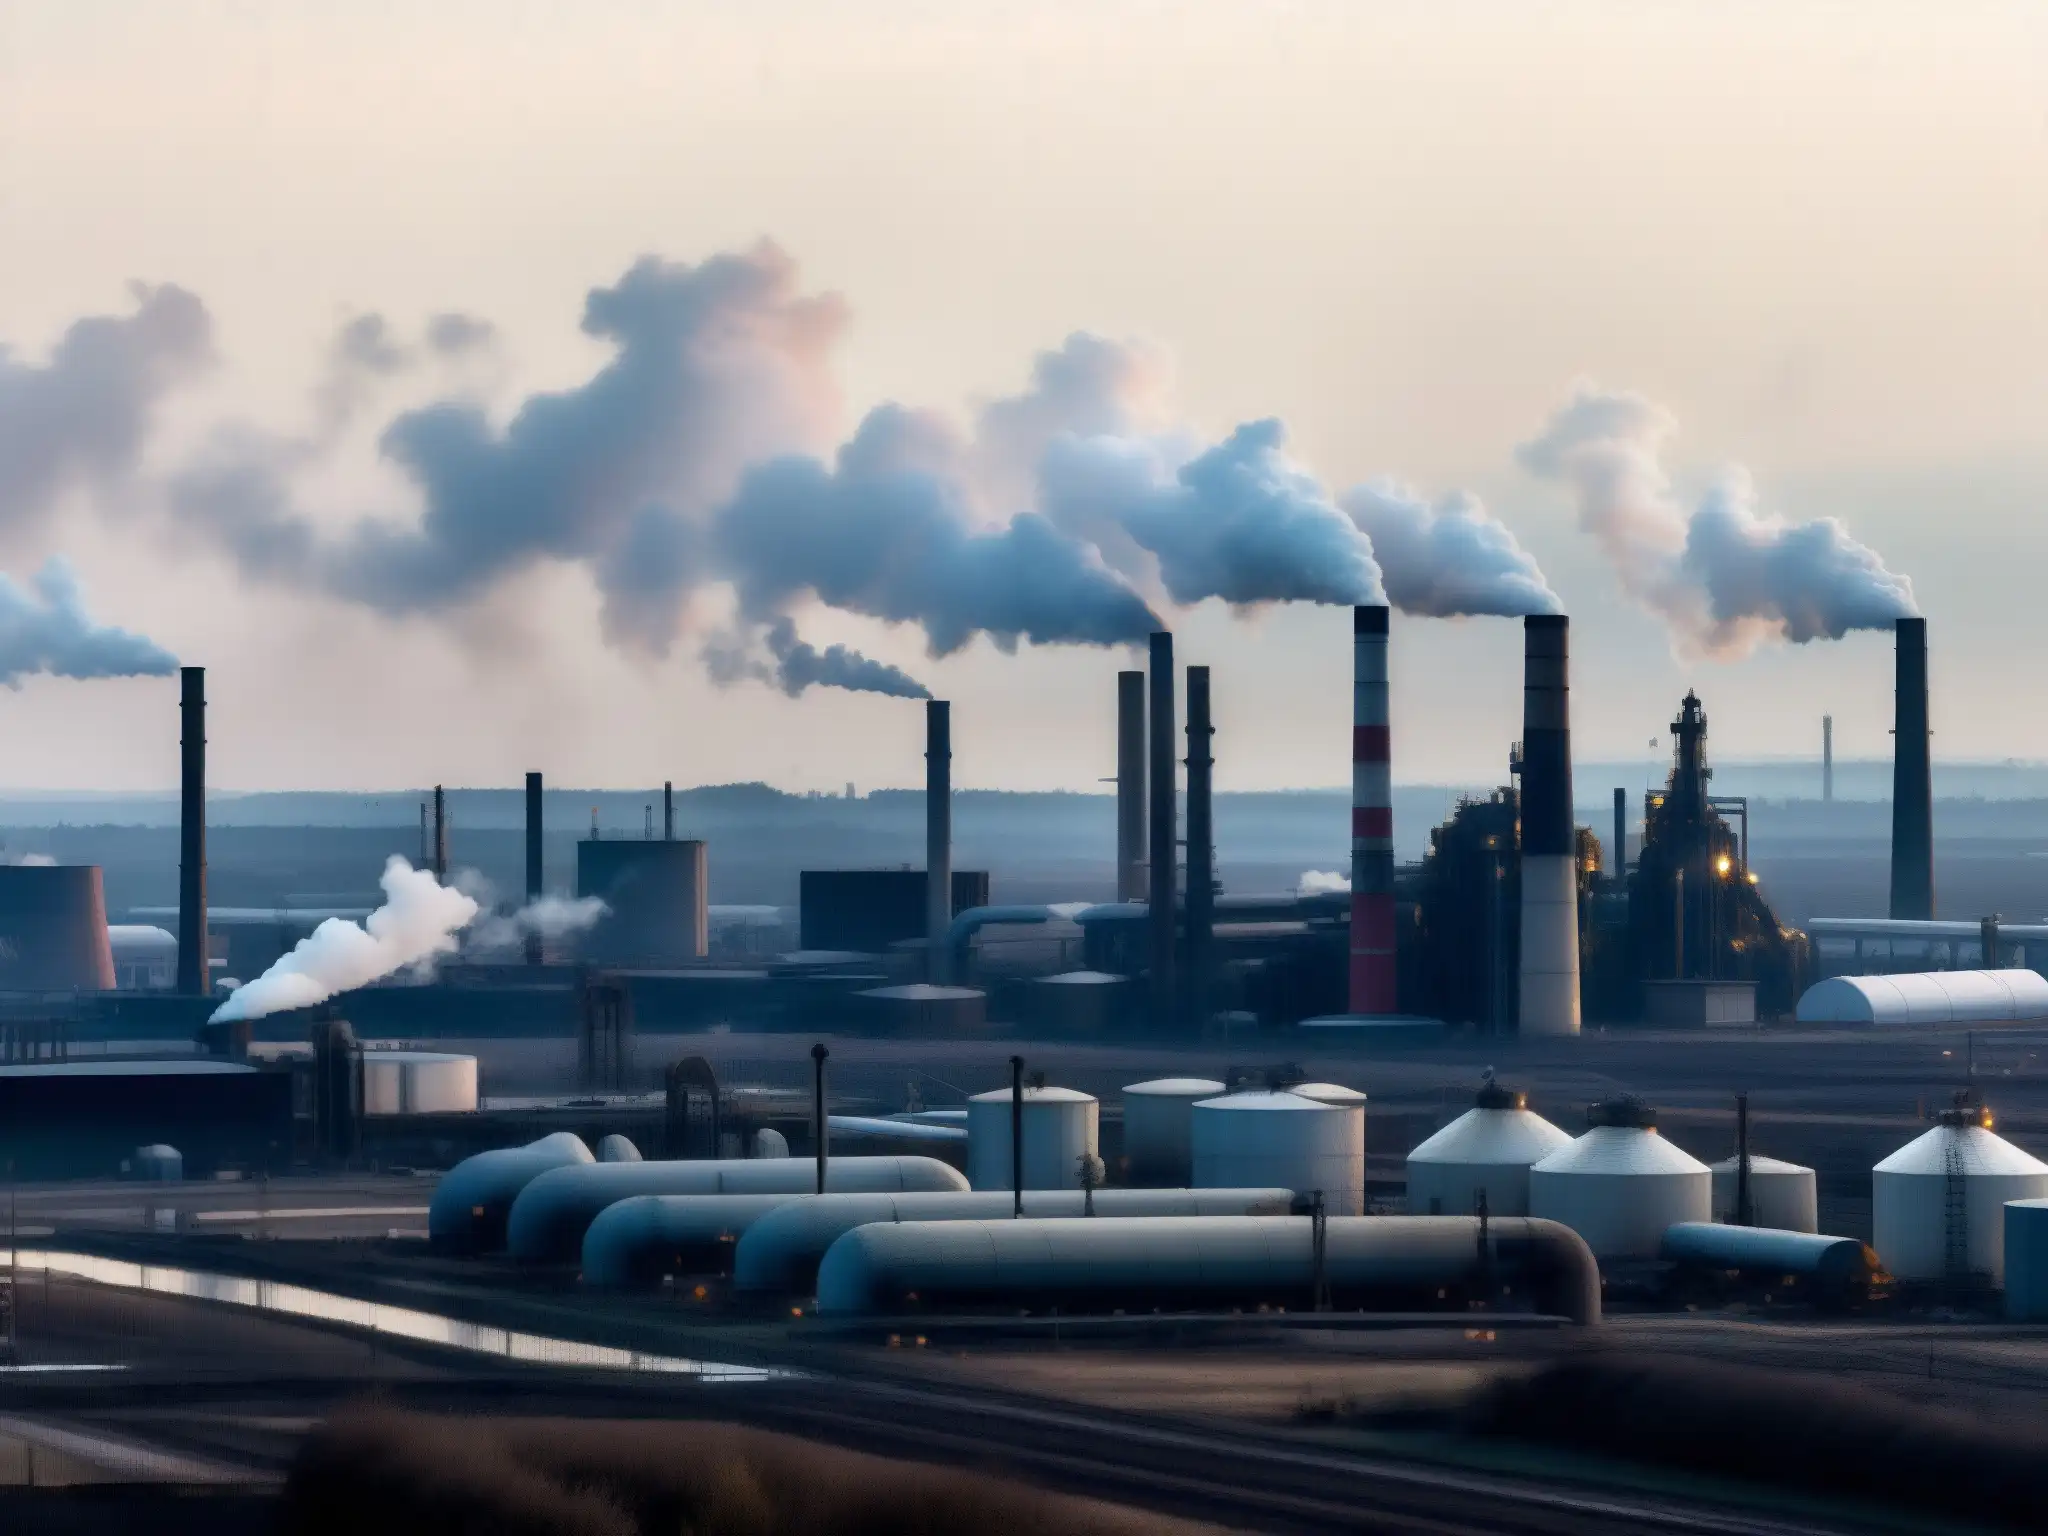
[1340,481,1560,617]
[0,558,177,685]
[0,282,212,533]
[424,312,498,358]
[1520,384,1916,654]
[1297,869,1350,895]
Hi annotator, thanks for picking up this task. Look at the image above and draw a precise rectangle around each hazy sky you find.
[1,1,2044,793]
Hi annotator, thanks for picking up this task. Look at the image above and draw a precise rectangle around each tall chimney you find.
[926,700,953,984]
[1612,786,1626,886]
[432,784,448,881]
[1183,665,1214,1032]
[1147,633,1176,1029]
[1116,670,1146,903]
[1349,606,1395,1014]
[1889,617,1935,919]
[663,781,674,841]
[524,771,544,965]
[1518,615,1581,1036]
[177,666,208,996]
[1822,714,1834,804]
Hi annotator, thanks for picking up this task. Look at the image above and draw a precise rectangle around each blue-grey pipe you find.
[428,1132,594,1253]
[1660,1222,1878,1305]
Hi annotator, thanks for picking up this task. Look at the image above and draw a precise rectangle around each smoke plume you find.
[210,856,478,1022]
[1297,870,1351,895]
[1519,386,1916,654]
[0,559,177,685]
[0,282,211,532]
[466,891,609,954]
[1341,482,1560,617]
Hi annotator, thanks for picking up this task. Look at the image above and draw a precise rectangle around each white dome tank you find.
[1405,1081,1572,1217]
[1191,1090,1364,1215]
[597,1134,642,1163]
[1289,1081,1367,1106]
[1873,1099,2048,1285]
[967,1085,1100,1191]
[1121,1078,1226,1186]
[1528,1098,1712,1259]
[361,1051,478,1115]
[1709,1154,1817,1233]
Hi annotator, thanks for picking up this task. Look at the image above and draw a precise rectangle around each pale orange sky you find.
[0,1,2044,791]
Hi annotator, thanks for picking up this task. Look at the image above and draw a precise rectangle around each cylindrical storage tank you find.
[1029,971,1127,1034]
[1289,1082,1367,1106]
[815,1215,1600,1325]
[753,1128,789,1158]
[1660,1222,1879,1307]
[130,1144,184,1182]
[1191,1090,1363,1215]
[581,1193,809,1287]
[966,1086,1099,1192]
[1872,1107,2048,1286]
[731,1186,1295,1296]
[857,984,988,1034]
[1121,1078,1226,1186]
[0,864,116,991]
[1709,1155,1817,1233]
[598,1134,642,1163]
[1528,1099,1711,1259]
[2003,1200,2048,1319]
[576,838,708,964]
[1405,1081,1573,1217]
[506,1154,969,1263]
[428,1132,594,1253]
[360,1051,478,1116]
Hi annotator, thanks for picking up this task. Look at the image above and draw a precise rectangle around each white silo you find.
[1289,1081,1367,1106]
[1405,1081,1572,1217]
[1709,1154,1817,1233]
[1121,1078,1226,1186]
[1529,1098,1712,1259]
[360,1050,478,1115]
[1191,1090,1364,1215]
[967,1085,1100,1191]
[1872,1098,2048,1286]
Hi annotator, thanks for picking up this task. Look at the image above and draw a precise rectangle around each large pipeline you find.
[504,1154,969,1263]
[427,1133,595,1253]
[815,1215,1600,1324]
[1660,1222,1879,1308]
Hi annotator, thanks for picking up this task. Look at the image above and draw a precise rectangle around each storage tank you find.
[2003,1200,2048,1319]
[1872,1098,2048,1286]
[129,1144,183,1182]
[506,1154,970,1262]
[1405,1080,1573,1217]
[857,983,987,1034]
[723,1187,1295,1295]
[1528,1097,1712,1259]
[427,1132,595,1252]
[1289,1081,1367,1106]
[1709,1154,1817,1233]
[0,864,115,991]
[1029,971,1127,1034]
[1191,1090,1363,1215]
[360,1051,478,1115]
[1121,1078,1226,1186]
[966,1085,1099,1192]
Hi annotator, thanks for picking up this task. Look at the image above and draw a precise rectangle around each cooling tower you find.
[926,700,952,984]
[1519,615,1581,1036]
[177,666,207,995]
[0,865,116,991]
[1116,670,1146,903]
[1350,605,1395,1013]
[1889,617,1934,920]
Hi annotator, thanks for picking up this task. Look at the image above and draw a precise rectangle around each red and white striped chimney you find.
[1350,605,1396,1014]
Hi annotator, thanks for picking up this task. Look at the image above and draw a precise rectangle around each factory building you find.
[576,837,709,966]
[798,869,989,954]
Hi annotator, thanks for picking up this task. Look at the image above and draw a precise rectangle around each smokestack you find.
[1148,633,1176,1030]
[1822,714,1834,804]
[1889,617,1935,919]
[431,785,449,881]
[1518,615,1581,1037]
[926,700,953,984]
[1183,665,1214,1032]
[177,666,207,996]
[1612,787,1626,886]
[663,781,674,841]
[1116,670,1146,903]
[1349,606,1395,1014]
[524,771,544,966]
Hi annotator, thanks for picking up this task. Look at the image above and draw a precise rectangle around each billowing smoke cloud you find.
[212,856,479,1022]
[314,314,411,435]
[1520,386,1916,654]
[466,891,609,954]
[1297,870,1350,895]
[424,312,497,358]
[0,559,177,685]
[1340,482,1560,617]
[763,616,929,699]
[0,283,211,531]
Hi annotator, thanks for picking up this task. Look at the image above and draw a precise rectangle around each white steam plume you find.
[1519,385,1917,655]
[210,856,478,1022]
[1297,870,1351,895]
[1340,482,1560,617]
